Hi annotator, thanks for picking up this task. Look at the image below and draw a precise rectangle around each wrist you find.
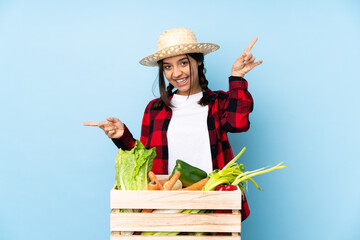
[231,71,245,78]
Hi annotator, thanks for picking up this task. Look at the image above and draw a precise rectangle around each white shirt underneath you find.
[167,92,212,174]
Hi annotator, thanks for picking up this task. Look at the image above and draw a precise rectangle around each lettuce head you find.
[115,141,156,190]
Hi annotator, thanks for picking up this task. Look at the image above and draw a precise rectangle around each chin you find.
[177,89,190,95]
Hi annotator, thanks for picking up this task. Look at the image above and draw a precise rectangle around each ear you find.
[198,61,202,66]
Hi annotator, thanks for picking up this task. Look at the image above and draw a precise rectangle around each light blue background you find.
[1,0,359,239]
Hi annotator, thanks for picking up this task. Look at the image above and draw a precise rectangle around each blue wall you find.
[1,0,359,239]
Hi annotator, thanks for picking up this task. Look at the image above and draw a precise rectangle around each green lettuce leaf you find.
[115,141,156,191]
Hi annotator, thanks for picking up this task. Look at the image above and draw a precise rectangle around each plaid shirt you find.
[113,76,253,220]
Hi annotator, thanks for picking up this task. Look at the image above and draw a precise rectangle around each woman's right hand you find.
[83,117,125,139]
[231,37,263,78]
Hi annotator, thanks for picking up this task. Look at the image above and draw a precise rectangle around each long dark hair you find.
[152,53,210,109]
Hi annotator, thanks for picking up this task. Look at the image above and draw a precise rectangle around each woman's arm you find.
[219,76,254,133]
[219,38,262,132]
[112,100,154,150]
[111,124,136,150]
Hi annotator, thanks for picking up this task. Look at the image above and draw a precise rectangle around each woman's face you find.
[162,54,201,95]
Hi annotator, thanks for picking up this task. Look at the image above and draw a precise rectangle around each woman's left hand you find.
[231,37,263,78]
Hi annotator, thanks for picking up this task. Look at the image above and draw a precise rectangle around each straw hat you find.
[139,28,220,66]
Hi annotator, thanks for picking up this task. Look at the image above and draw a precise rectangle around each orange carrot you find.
[141,209,153,213]
[142,181,159,213]
[147,180,159,190]
[163,171,181,190]
[148,171,164,190]
[177,178,209,191]
[142,181,157,213]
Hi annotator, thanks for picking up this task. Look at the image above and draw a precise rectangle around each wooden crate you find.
[110,175,242,240]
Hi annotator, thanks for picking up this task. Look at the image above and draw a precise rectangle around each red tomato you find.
[215,185,226,191]
[224,185,238,191]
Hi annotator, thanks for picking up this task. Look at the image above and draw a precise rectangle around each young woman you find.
[84,28,262,220]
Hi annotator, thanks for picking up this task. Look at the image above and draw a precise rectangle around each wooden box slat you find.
[111,187,242,210]
[110,212,241,232]
[111,232,241,240]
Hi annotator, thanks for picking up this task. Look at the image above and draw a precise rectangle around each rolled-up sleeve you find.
[220,76,254,133]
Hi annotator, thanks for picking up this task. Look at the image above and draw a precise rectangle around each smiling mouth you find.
[175,78,187,83]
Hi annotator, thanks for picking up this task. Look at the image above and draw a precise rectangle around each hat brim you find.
[139,42,220,67]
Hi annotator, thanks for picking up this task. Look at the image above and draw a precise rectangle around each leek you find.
[203,147,288,192]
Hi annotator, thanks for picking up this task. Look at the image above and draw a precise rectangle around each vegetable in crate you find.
[115,140,156,191]
[203,147,289,193]
[163,171,181,190]
[177,178,209,191]
[114,140,156,235]
[203,147,288,222]
[170,159,208,187]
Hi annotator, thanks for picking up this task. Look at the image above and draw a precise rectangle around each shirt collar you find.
[168,89,217,106]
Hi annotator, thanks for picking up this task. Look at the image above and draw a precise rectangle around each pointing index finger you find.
[244,37,258,53]
[83,121,100,127]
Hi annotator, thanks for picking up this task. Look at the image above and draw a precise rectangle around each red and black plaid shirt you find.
[113,76,253,220]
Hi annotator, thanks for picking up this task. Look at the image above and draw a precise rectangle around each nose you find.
[172,66,182,78]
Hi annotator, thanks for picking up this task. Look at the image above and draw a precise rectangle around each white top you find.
[167,92,213,174]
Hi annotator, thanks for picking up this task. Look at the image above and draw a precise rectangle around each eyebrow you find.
[163,57,188,64]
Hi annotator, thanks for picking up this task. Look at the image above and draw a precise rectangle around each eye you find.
[180,61,189,66]
[163,65,171,70]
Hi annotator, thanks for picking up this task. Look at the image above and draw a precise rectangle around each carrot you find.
[143,181,157,213]
[142,173,167,214]
[163,171,181,190]
[148,171,164,190]
[147,180,159,190]
[177,178,209,191]
[141,209,153,213]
